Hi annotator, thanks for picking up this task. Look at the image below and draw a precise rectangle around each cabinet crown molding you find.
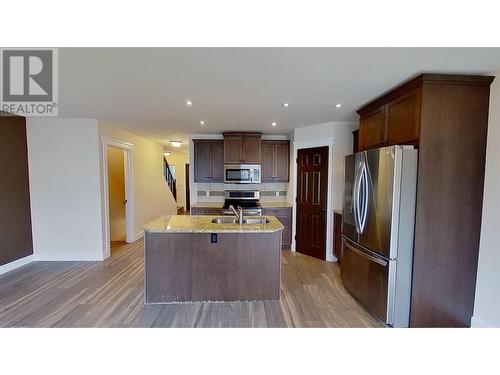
[357,73,495,116]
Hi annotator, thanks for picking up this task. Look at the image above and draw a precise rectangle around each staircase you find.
[164,156,177,201]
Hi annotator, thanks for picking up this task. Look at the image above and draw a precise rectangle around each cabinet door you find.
[224,135,242,163]
[386,88,421,145]
[359,105,386,150]
[263,207,292,249]
[193,140,211,182]
[261,141,275,182]
[210,140,224,182]
[191,207,223,215]
[274,141,290,181]
[241,135,261,163]
[352,129,359,153]
[333,212,342,261]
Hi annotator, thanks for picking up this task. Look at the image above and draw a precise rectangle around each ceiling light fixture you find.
[186,100,193,106]
[335,103,342,108]
[271,122,277,127]
[170,140,183,148]
[200,121,205,125]
[282,103,290,107]
[163,152,171,157]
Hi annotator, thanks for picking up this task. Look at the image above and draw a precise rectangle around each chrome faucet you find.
[229,205,244,225]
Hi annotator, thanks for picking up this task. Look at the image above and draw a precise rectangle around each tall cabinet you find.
[357,74,494,327]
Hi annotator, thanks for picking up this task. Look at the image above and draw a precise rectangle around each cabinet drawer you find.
[262,207,291,217]
[191,207,223,215]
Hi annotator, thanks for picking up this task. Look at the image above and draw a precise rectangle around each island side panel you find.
[236,231,282,301]
[145,232,193,304]
[145,230,282,304]
[191,233,238,302]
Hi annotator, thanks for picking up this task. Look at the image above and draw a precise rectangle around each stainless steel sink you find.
[211,217,270,225]
[211,217,238,224]
[243,218,270,224]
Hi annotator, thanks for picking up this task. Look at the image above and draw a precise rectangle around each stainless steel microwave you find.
[224,164,261,184]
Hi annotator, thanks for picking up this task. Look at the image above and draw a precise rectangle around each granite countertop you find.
[144,215,284,233]
[191,201,292,208]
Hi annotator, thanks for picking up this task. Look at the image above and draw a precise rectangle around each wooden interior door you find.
[295,146,329,260]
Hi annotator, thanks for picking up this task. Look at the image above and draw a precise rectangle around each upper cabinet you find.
[359,104,386,150]
[193,139,224,182]
[261,140,290,182]
[358,87,421,151]
[386,88,421,145]
[223,133,261,163]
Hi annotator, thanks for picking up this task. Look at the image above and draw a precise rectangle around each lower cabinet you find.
[190,207,223,215]
[262,207,292,250]
[333,212,343,261]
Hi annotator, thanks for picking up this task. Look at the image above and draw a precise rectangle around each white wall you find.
[27,118,105,261]
[472,72,500,328]
[99,122,177,239]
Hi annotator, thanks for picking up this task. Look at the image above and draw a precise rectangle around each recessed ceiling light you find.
[335,103,342,108]
[163,152,171,157]
[170,140,183,148]
[200,121,205,125]
[282,103,290,107]
[271,122,277,127]
[186,100,193,106]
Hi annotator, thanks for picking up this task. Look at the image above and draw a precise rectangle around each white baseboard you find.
[0,255,34,276]
[135,231,144,241]
[471,316,495,328]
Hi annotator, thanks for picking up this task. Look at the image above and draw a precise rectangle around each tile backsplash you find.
[196,182,289,202]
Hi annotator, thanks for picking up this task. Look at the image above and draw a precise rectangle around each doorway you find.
[107,146,126,253]
[101,136,135,259]
[295,146,329,260]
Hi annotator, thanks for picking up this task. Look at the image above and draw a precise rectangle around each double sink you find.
[211,217,270,225]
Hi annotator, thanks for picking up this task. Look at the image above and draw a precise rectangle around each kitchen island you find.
[143,215,284,304]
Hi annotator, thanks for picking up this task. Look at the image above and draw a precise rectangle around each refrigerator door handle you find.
[359,160,369,233]
[352,164,361,234]
[343,238,388,267]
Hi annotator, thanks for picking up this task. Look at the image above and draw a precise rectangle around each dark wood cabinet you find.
[357,74,495,327]
[190,207,223,215]
[352,129,359,153]
[386,88,421,145]
[358,87,421,151]
[261,140,290,182]
[359,104,386,150]
[263,207,292,250]
[223,135,242,164]
[223,133,261,163]
[242,135,261,163]
[193,140,224,182]
[333,212,342,261]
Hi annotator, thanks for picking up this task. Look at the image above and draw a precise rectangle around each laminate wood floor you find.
[0,239,383,328]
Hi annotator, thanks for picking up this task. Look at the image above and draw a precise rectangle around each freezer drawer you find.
[340,236,391,324]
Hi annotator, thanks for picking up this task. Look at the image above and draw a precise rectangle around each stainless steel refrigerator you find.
[341,145,418,327]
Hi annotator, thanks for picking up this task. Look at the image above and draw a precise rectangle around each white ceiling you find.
[59,48,500,150]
